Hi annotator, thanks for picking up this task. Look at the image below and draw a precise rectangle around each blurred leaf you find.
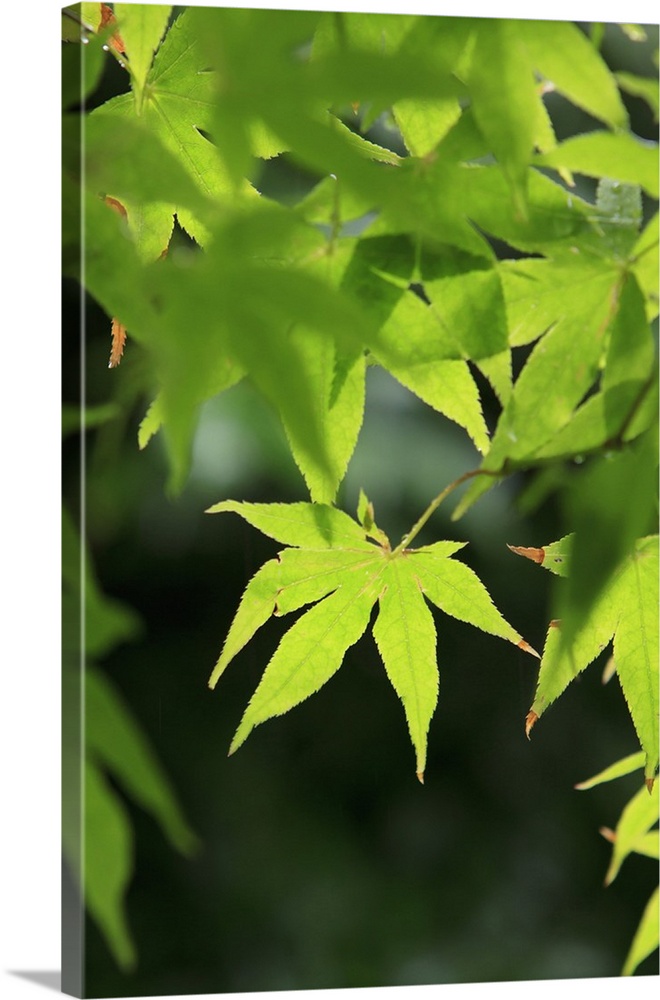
[423,264,508,361]
[454,259,622,519]
[80,190,161,340]
[595,179,643,259]
[192,5,460,194]
[616,71,659,121]
[435,164,600,258]
[327,113,402,165]
[558,431,658,647]
[294,173,375,229]
[620,24,648,43]
[84,762,136,970]
[62,25,105,109]
[576,751,659,975]
[534,133,659,199]
[112,3,172,112]
[84,114,215,259]
[575,752,646,789]
[62,3,96,41]
[465,20,541,219]
[89,9,246,257]
[533,274,657,462]
[389,16,469,156]
[393,96,462,157]
[282,328,366,504]
[622,887,659,976]
[62,507,141,660]
[61,403,119,437]
[532,380,658,463]
[526,536,659,785]
[62,512,198,970]
[519,20,629,130]
[86,669,199,856]
[339,238,493,454]
[632,212,659,322]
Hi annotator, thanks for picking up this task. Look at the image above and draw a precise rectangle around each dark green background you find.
[62,16,659,996]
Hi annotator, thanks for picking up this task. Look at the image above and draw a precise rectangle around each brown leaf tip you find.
[599,826,616,844]
[104,195,128,219]
[416,771,425,785]
[100,3,126,53]
[524,710,539,740]
[507,544,545,564]
[517,638,540,659]
[645,777,656,794]
[108,318,127,368]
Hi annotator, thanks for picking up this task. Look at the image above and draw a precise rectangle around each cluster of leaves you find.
[62,474,198,969]
[509,533,658,973]
[576,754,659,975]
[63,2,658,975]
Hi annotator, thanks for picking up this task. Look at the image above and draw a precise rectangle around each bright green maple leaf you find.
[516,535,659,787]
[601,781,659,886]
[207,498,538,780]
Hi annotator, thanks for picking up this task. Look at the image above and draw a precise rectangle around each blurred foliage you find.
[62,3,659,992]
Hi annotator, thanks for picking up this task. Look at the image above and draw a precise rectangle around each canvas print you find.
[62,2,659,996]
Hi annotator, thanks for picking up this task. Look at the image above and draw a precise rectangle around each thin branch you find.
[392,468,499,554]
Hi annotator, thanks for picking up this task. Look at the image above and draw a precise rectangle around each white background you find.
[1,0,657,998]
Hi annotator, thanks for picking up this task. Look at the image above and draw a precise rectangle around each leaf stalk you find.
[392,469,481,555]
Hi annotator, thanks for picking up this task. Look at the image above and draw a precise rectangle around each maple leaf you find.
[206,496,538,781]
[89,8,266,258]
[511,534,659,788]
[575,753,659,975]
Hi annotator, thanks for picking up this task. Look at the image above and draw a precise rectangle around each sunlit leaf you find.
[575,752,646,789]
[507,535,573,578]
[534,133,659,199]
[209,501,536,777]
[113,4,171,104]
[519,20,629,130]
[373,558,438,781]
[525,536,659,785]
[603,782,659,885]
[622,887,659,975]
[615,71,659,122]
[465,19,541,218]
